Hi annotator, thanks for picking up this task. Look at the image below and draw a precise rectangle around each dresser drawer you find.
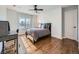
[9,35,17,39]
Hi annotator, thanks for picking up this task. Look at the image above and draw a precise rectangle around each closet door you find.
[63,6,78,41]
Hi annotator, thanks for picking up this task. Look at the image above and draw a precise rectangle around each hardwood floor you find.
[4,35,78,54]
[61,38,78,54]
[22,35,78,54]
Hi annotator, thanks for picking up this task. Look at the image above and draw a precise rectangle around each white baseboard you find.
[51,36,62,40]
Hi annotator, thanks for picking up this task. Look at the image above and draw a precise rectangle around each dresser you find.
[0,31,18,54]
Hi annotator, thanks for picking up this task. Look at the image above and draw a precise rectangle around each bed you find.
[26,23,51,43]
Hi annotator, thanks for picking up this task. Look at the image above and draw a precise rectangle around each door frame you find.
[62,5,78,41]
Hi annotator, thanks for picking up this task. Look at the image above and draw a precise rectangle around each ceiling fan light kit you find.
[29,5,43,13]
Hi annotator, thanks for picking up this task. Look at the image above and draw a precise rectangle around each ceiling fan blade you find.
[29,5,43,13]
[29,9,34,11]
[36,9,43,11]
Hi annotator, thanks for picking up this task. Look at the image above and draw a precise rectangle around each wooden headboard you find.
[41,23,51,33]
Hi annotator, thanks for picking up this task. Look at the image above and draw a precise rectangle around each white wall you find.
[7,9,18,31]
[0,6,7,21]
[31,15,38,28]
[38,7,62,39]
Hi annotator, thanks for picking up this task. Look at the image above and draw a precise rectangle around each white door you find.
[63,6,78,41]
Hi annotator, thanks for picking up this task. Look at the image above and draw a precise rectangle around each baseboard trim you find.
[62,37,78,42]
[51,36,62,40]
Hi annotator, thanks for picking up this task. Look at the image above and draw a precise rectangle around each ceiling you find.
[5,5,70,15]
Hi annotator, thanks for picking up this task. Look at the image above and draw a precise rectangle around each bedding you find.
[26,28,50,42]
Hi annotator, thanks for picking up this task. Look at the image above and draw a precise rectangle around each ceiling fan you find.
[29,5,43,13]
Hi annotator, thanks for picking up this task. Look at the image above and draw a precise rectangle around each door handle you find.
[73,26,76,28]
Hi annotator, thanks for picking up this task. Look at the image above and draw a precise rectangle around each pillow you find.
[41,24,45,29]
[44,24,49,28]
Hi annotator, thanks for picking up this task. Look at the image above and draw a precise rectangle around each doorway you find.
[62,6,78,41]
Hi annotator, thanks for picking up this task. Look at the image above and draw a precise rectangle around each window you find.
[19,17,31,30]
[19,17,26,26]
[25,18,30,28]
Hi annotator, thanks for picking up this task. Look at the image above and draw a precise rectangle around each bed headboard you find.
[41,23,51,32]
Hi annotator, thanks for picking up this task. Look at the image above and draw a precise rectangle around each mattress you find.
[26,28,50,42]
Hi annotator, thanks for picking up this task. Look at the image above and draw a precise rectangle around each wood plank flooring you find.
[21,35,78,54]
[4,35,78,54]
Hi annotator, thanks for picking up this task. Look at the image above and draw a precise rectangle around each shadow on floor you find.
[61,38,78,54]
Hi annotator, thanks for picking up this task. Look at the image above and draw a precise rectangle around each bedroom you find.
[0,5,79,54]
